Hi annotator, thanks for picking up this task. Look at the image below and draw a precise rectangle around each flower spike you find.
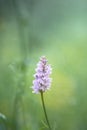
[32,56,52,94]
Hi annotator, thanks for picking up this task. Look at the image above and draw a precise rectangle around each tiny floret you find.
[32,56,52,94]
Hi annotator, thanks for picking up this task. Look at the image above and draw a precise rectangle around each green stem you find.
[40,91,52,130]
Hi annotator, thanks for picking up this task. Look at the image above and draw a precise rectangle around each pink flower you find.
[32,56,52,94]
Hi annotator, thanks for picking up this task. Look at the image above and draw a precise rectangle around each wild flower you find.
[32,56,52,130]
[32,56,52,94]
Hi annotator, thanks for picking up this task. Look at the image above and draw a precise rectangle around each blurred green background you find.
[0,0,87,130]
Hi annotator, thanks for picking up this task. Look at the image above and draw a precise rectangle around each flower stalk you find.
[40,91,52,130]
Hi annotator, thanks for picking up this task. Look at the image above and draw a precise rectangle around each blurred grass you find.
[0,0,87,130]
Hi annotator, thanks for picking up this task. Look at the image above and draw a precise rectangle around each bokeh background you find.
[0,0,87,130]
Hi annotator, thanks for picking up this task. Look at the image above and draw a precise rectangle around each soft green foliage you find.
[0,0,87,130]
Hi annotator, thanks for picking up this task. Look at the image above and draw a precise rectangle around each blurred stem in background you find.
[10,1,30,129]
[13,92,28,130]
[11,61,28,130]
[12,0,28,59]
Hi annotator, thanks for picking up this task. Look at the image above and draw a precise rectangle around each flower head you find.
[32,56,52,94]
